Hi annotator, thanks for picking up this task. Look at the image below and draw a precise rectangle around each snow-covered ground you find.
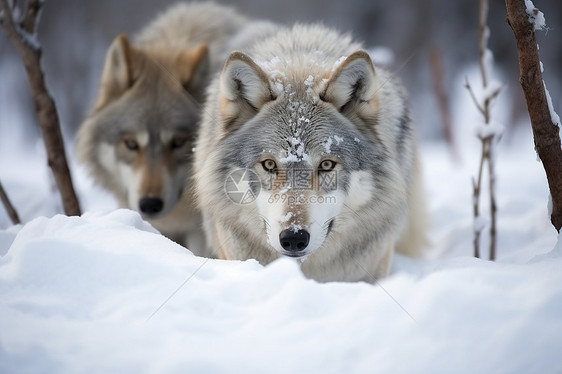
[1,125,560,373]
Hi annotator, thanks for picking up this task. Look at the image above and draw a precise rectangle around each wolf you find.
[76,2,246,254]
[194,24,427,282]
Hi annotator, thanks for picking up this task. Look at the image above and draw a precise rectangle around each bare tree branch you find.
[0,181,20,225]
[478,0,489,88]
[465,78,486,116]
[487,146,497,261]
[472,144,486,259]
[467,0,501,260]
[505,0,562,232]
[0,0,81,216]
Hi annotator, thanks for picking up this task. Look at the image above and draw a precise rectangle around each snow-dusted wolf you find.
[76,3,246,253]
[194,24,427,282]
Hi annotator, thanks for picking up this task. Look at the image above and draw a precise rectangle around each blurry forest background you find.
[0,0,561,171]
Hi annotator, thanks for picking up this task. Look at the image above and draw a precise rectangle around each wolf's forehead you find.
[129,99,198,131]
[100,103,198,144]
[251,110,363,164]
[256,52,344,80]
[142,94,199,126]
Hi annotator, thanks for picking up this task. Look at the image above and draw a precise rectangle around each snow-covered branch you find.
[466,0,502,260]
[524,0,546,31]
[506,0,562,232]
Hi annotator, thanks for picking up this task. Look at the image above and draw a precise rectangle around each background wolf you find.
[195,24,427,282]
[76,3,246,254]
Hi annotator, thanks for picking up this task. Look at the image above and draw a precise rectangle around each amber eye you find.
[123,138,139,151]
[262,159,277,172]
[170,136,188,150]
[319,160,336,171]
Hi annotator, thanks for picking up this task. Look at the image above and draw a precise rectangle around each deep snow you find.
[1,127,561,373]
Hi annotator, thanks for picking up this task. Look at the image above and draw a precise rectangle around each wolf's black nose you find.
[139,197,164,215]
[279,229,310,252]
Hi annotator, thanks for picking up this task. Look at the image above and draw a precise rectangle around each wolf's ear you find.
[321,51,377,111]
[94,34,135,110]
[176,43,209,97]
[219,52,274,128]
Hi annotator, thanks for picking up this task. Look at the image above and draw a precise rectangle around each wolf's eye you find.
[170,136,188,150]
[123,138,139,151]
[262,159,277,172]
[319,160,336,171]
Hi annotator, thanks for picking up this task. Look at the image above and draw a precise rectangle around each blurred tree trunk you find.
[0,0,81,216]
[428,47,457,161]
[505,0,562,232]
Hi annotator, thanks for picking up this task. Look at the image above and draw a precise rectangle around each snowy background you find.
[1,0,562,373]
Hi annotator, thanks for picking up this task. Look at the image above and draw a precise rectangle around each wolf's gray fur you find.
[194,24,427,282]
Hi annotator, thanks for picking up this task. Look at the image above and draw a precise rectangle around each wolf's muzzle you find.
[279,229,310,255]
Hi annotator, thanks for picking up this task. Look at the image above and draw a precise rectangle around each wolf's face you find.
[82,35,208,219]
[100,98,197,219]
[216,51,387,259]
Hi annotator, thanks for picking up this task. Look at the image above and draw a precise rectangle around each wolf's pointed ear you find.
[219,52,274,127]
[176,43,209,97]
[94,34,135,110]
[321,51,378,111]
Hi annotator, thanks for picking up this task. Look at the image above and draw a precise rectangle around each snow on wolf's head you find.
[214,49,389,259]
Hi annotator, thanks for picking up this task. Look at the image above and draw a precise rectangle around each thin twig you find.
[477,0,489,88]
[467,0,501,260]
[488,146,497,260]
[0,181,20,225]
[465,78,486,116]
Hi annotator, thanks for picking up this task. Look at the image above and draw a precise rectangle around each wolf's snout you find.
[279,229,310,253]
[139,197,164,215]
